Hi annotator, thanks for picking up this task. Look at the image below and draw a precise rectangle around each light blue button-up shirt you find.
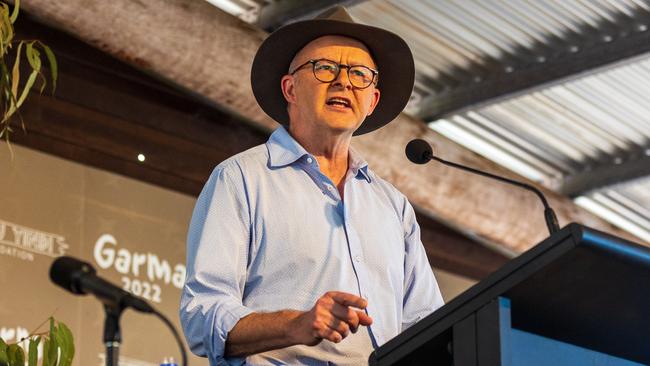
[180,126,444,365]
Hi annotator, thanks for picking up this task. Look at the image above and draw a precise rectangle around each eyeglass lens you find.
[313,60,375,88]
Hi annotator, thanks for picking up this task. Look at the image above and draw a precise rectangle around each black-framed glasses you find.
[290,58,378,89]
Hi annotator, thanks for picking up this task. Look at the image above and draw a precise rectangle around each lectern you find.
[369,224,650,365]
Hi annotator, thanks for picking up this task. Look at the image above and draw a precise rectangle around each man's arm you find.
[225,291,373,357]
[401,198,444,331]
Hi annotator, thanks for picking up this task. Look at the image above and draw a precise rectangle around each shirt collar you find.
[267,126,310,168]
[349,146,372,183]
[266,126,372,183]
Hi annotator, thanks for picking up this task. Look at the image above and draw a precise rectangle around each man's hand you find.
[290,291,373,346]
[225,292,373,357]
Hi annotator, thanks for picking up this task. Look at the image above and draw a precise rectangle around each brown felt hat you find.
[251,6,415,136]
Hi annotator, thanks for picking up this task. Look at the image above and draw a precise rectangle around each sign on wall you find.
[0,143,207,366]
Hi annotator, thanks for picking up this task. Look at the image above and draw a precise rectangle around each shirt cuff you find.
[210,303,255,364]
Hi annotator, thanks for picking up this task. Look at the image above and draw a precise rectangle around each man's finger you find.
[327,317,351,338]
[318,325,344,343]
[357,310,373,326]
[331,303,360,332]
[328,291,368,308]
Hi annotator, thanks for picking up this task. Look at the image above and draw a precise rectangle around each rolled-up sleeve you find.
[400,198,445,331]
[180,164,254,364]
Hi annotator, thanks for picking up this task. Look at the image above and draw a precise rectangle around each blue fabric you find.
[180,126,444,365]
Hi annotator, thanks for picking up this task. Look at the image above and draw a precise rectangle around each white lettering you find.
[55,237,69,256]
[94,234,117,269]
[172,264,186,289]
[115,248,131,274]
[147,254,171,283]
[0,219,68,258]
[132,253,146,276]
[92,234,186,289]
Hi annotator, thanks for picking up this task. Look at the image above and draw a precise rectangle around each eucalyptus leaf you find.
[0,0,57,142]
[1,4,13,47]
[13,66,38,111]
[7,344,24,366]
[40,43,57,91]
[42,338,50,366]
[54,324,69,366]
[10,41,22,98]
[46,318,58,366]
[25,42,41,72]
[9,0,19,23]
[27,336,39,366]
[57,323,74,366]
[0,338,8,366]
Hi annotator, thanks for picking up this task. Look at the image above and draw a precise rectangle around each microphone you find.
[405,139,561,235]
[50,256,153,313]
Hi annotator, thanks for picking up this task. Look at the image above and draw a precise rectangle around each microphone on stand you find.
[50,256,154,313]
[405,139,561,235]
[50,256,188,366]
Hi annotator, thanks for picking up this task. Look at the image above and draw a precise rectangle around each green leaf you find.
[56,323,74,366]
[12,66,38,112]
[9,0,19,24]
[41,338,49,366]
[6,344,24,366]
[46,318,57,366]
[25,42,41,72]
[39,43,57,92]
[0,3,13,47]
[0,337,8,366]
[10,41,22,98]
[27,336,39,366]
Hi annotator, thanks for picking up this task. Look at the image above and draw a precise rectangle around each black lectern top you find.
[369,224,650,365]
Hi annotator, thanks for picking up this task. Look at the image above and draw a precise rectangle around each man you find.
[180,6,444,365]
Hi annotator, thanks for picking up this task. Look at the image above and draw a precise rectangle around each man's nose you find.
[331,68,352,89]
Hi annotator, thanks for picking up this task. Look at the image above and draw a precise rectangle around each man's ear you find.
[366,88,381,116]
[281,75,297,104]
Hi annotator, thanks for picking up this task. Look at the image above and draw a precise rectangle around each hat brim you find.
[251,19,414,136]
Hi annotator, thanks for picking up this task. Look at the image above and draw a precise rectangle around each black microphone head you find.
[50,256,96,295]
[405,139,433,164]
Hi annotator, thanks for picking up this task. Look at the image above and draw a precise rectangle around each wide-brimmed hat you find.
[251,6,415,136]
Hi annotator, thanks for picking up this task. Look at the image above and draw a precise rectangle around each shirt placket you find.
[341,179,382,348]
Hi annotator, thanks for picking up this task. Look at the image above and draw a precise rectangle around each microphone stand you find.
[103,304,124,366]
[427,153,561,235]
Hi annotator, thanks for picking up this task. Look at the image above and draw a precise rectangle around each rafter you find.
[560,149,650,197]
[415,12,650,121]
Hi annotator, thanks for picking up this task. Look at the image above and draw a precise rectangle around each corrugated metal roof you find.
[206,0,650,243]
[430,55,650,187]
[350,0,649,242]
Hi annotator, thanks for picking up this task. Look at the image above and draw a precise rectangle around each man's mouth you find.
[326,97,352,108]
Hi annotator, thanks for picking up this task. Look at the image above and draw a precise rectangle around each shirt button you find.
[327,185,333,191]
[355,255,362,262]
[306,157,313,164]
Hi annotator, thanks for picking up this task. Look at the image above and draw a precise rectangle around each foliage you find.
[0,0,57,143]
[0,317,74,366]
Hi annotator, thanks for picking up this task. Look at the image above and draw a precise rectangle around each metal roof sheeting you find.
[350,0,649,242]
[206,0,649,243]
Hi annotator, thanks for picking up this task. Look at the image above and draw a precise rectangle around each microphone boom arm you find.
[425,151,561,235]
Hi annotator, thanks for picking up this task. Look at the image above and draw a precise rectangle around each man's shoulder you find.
[213,143,269,174]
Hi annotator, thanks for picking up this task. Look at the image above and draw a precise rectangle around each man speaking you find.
[180,6,444,365]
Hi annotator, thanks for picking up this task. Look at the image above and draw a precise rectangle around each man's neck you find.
[288,125,351,190]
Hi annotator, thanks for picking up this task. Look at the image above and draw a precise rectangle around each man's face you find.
[281,36,381,136]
